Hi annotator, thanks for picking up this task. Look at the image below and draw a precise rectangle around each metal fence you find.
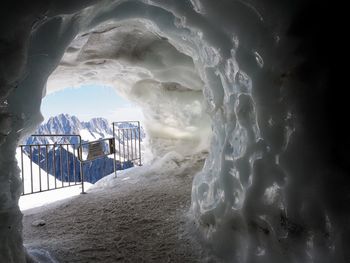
[18,122,143,196]
[18,134,85,195]
[112,121,142,176]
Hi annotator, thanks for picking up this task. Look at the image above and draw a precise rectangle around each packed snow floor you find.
[22,152,216,262]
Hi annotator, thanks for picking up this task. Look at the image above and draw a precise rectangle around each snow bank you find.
[93,150,206,190]
[0,1,347,262]
[19,184,91,212]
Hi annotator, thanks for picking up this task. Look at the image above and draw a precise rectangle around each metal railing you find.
[18,134,85,195]
[112,121,142,177]
[18,121,143,196]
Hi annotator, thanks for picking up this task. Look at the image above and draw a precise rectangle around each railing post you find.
[122,129,126,168]
[46,145,49,190]
[53,145,57,189]
[73,147,77,184]
[112,123,117,178]
[80,161,85,194]
[38,145,42,192]
[78,135,86,194]
[118,128,121,167]
[20,146,24,194]
[138,121,142,166]
[127,129,130,161]
[66,144,70,186]
[30,145,33,193]
[59,145,63,187]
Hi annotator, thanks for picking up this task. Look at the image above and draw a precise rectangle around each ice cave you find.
[0,0,347,262]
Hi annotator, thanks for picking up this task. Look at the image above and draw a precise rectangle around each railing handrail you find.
[112,121,140,124]
[80,137,114,146]
[30,133,82,142]
[19,143,79,147]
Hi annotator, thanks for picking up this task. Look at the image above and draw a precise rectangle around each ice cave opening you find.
[0,1,348,262]
[12,9,214,261]
[44,20,212,159]
[17,85,136,211]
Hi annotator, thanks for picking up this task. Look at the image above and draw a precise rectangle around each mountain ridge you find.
[25,114,145,145]
[21,114,144,184]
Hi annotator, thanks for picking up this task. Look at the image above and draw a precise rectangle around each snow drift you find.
[0,0,347,262]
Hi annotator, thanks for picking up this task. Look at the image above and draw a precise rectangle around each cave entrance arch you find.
[12,4,214,261]
[1,1,347,263]
[3,0,275,261]
[2,0,231,261]
[5,2,219,261]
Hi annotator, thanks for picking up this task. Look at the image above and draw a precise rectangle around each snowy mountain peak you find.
[82,118,112,137]
[27,115,113,144]
[43,114,83,135]
[24,115,145,145]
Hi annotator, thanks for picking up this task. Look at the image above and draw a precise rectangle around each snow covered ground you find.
[19,184,92,212]
[22,151,217,262]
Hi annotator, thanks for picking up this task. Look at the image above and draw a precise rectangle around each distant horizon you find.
[41,85,144,123]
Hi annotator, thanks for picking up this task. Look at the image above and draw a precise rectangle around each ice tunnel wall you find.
[0,0,348,262]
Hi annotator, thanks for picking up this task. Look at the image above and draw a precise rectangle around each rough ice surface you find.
[0,0,348,262]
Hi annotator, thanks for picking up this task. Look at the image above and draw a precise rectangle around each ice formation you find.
[0,0,347,262]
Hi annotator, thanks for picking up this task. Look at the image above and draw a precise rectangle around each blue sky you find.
[41,85,143,122]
